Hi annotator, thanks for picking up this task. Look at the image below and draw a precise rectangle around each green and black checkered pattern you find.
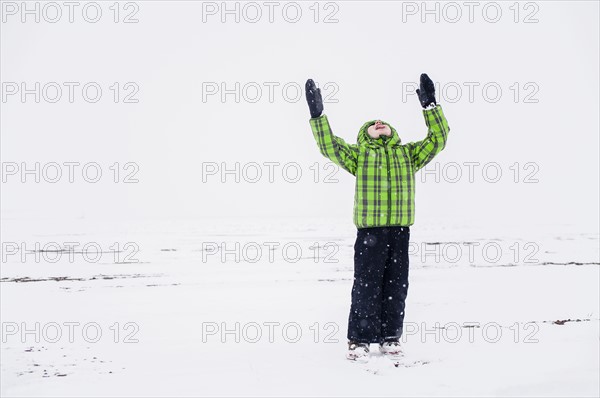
[310,105,449,228]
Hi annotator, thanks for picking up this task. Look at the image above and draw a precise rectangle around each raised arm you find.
[306,79,359,175]
[407,74,450,171]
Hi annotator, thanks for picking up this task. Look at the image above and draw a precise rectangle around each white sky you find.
[1,1,599,230]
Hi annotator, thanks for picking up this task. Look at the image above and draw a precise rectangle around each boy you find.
[305,74,450,361]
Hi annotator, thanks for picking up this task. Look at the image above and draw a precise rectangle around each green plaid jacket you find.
[310,105,449,228]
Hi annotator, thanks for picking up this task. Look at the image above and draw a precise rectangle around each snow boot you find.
[346,341,370,362]
[379,338,404,356]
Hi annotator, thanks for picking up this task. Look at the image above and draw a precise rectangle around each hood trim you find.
[357,120,401,148]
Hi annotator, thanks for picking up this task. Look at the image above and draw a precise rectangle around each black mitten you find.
[305,79,324,118]
[416,73,437,108]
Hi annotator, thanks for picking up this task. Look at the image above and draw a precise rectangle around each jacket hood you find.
[357,120,401,148]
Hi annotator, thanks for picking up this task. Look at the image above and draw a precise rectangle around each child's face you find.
[367,120,392,139]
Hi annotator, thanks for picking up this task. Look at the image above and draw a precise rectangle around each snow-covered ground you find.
[1,217,598,397]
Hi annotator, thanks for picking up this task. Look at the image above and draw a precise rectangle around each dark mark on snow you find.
[469,262,599,268]
[538,262,600,266]
[433,318,595,329]
[1,274,163,283]
[318,278,353,282]
[544,318,592,325]
[145,283,181,287]
[469,264,518,268]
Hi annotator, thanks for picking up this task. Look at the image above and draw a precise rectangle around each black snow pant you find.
[347,226,410,344]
